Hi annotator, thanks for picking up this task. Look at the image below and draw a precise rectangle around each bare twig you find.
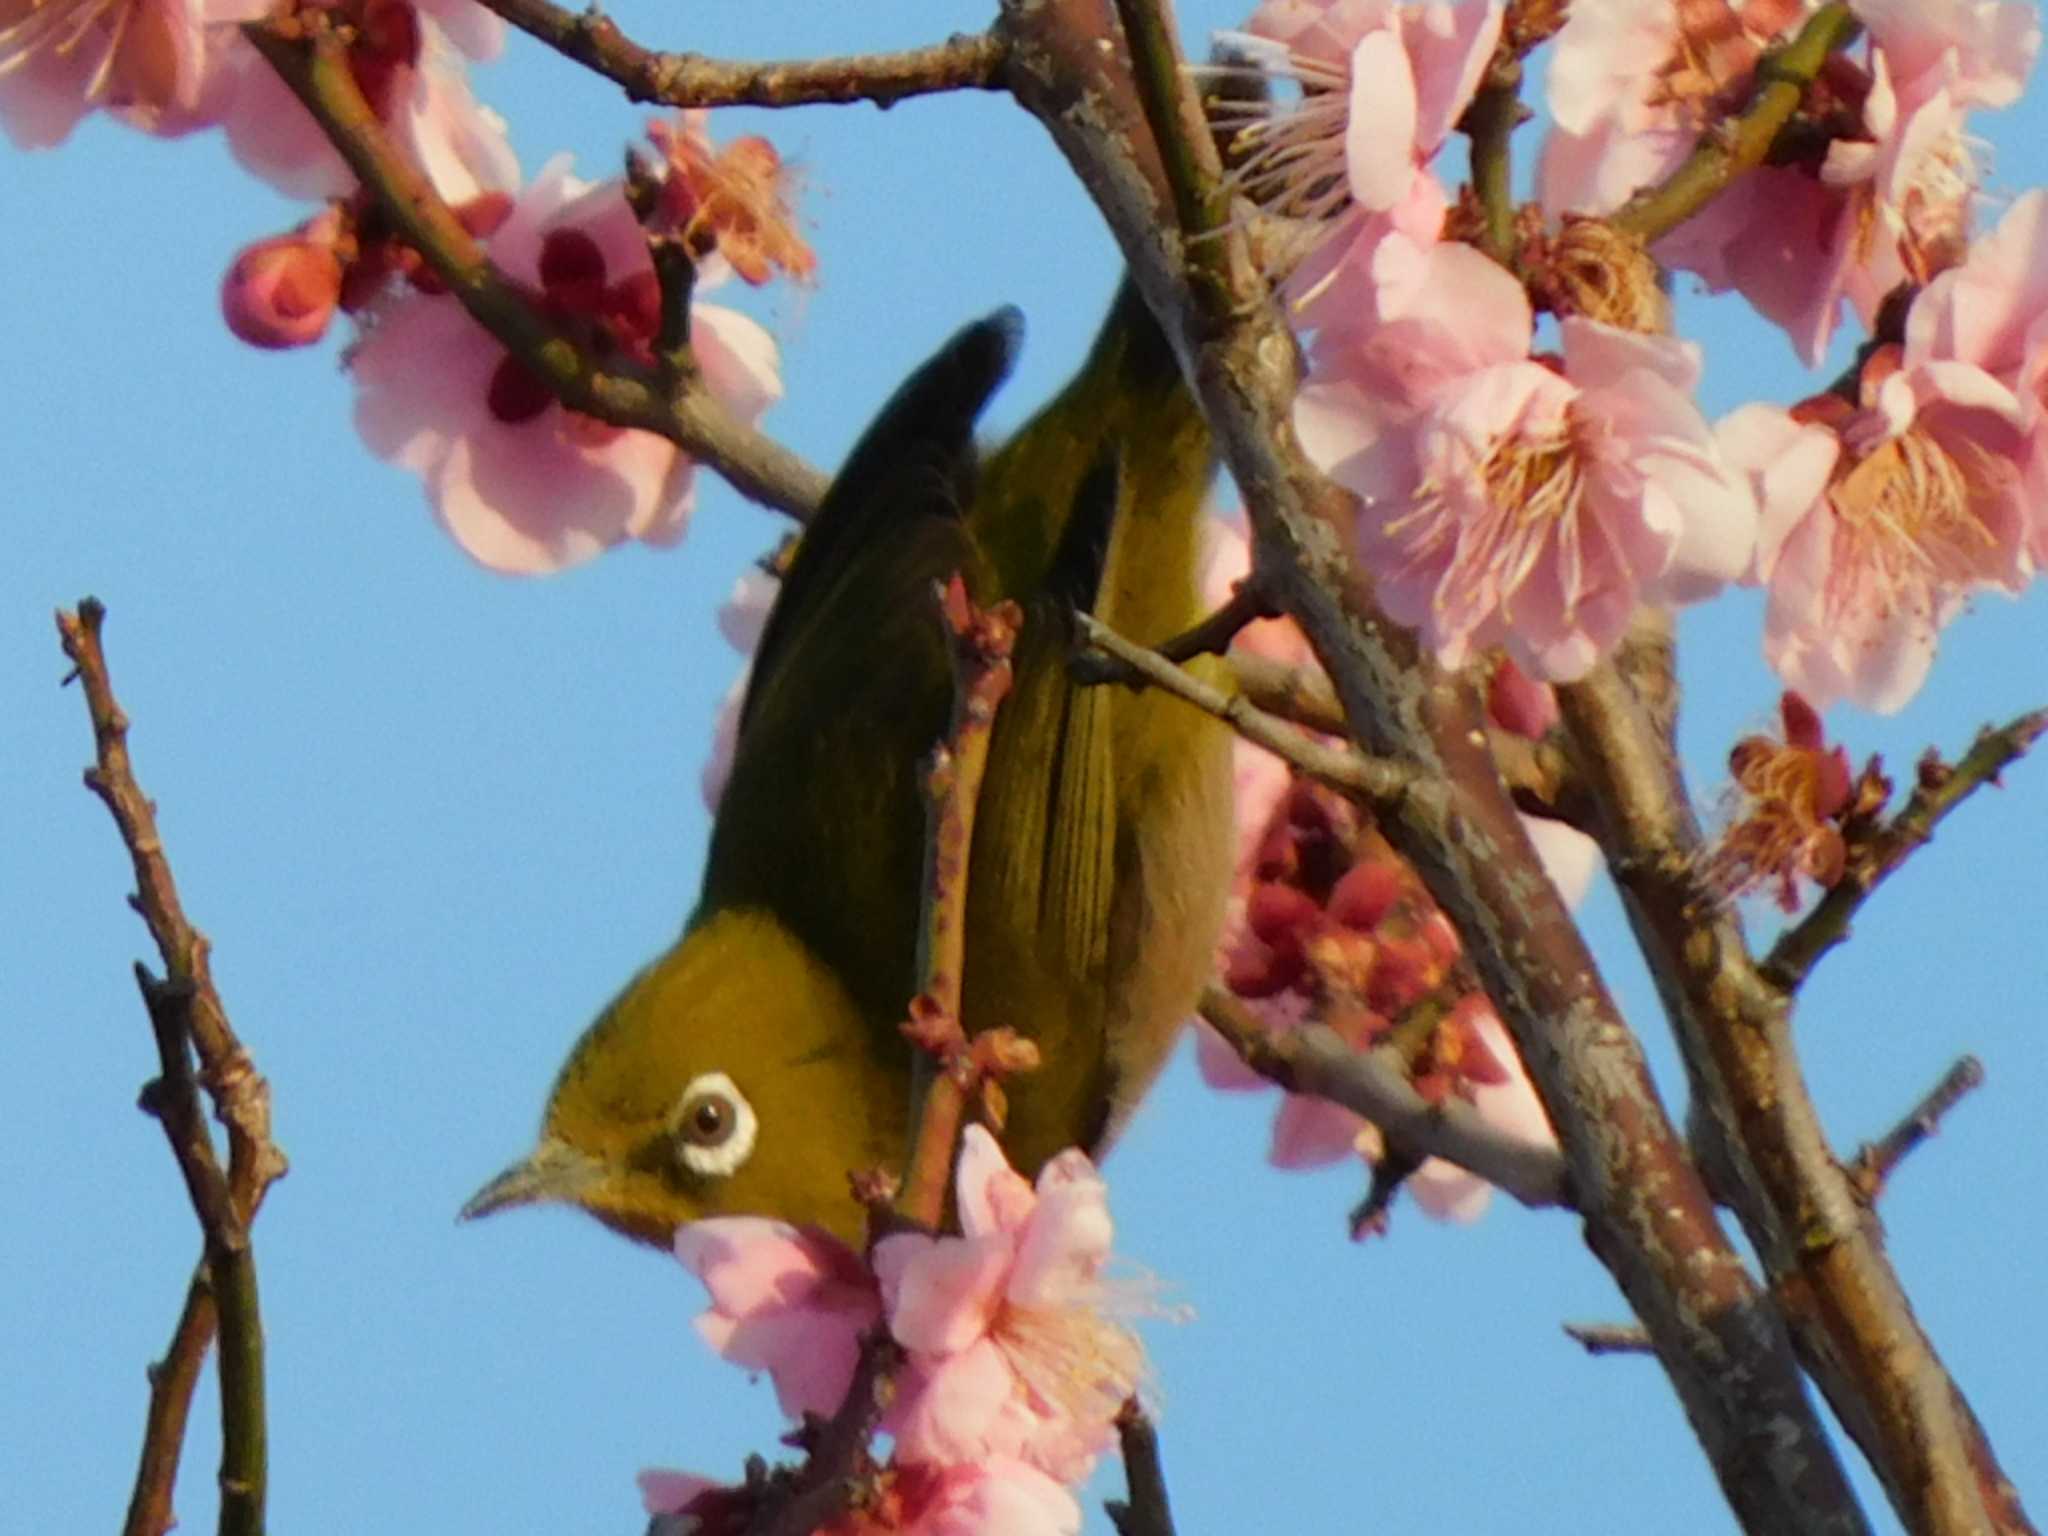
[122,1264,216,1536]
[1611,4,1860,242]
[1764,710,2048,991]
[1458,59,1522,266]
[996,2,1870,1528]
[58,599,285,1536]
[1222,651,1595,830]
[1564,1322,1655,1357]
[1850,1057,1987,1203]
[1109,0,1229,289]
[244,19,829,523]
[1201,987,1569,1209]
[1156,578,1276,662]
[481,0,1009,111]
[895,579,1031,1231]
[1076,613,1412,805]
[1104,1400,1176,1536]
[1557,657,2032,1536]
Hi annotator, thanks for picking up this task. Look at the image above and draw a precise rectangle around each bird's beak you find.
[458,1139,604,1222]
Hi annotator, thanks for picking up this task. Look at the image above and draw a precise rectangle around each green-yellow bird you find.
[463,282,1234,1249]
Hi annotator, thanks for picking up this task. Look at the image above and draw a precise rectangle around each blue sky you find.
[7,3,2047,1532]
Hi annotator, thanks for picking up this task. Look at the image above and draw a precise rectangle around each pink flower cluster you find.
[1223,0,2046,711]
[8,0,798,576]
[351,154,782,572]
[642,1126,1141,1536]
[1198,513,1576,1223]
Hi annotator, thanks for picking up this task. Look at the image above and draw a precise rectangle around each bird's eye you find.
[668,1072,757,1179]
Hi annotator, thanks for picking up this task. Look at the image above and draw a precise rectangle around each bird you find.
[462,281,1234,1249]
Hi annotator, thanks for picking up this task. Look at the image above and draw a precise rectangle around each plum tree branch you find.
[895,579,1031,1231]
[58,599,286,1536]
[1105,1400,1176,1536]
[994,2,1869,1529]
[1849,1056,1986,1203]
[479,0,1009,112]
[1200,987,1570,1210]
[1075,613,1414,805]
[244,16,829,523]
[1556,656,2034,1536]
[122,1263,216,1536]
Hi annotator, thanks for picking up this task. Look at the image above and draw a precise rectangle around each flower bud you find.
[221,231,344,349]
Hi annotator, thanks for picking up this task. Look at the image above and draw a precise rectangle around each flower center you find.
[1827,424,2003,621]
[994,1299,1144,1428]
[485,228,661,429]
[1208,45,1355,224]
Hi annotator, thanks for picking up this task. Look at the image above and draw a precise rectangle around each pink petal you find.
[1408,1159,1492,1221]
[889,1340,1015,1466]
[879,1232,1010,1356]
[1343,30,1420,210]
[1194,1020,1270,1092]
[955,1123,1037,1238]
[1006,1173,1113,1309]
[673,1217,863,1317]
[1270,1094,1365,1168]
[693,304,784,426]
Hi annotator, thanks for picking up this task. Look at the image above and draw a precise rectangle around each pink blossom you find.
[1723,354,2033,712]
[646,111,816,287]
[1539,0,1804,219]
[671,1216,880,1420]
[1224,0,1500,329]
[872,1127,1140,1484]
[221,213,346,351]
[1650,0,2039,364]
[0,0,259,147]
[351,156,783,574]
[215,1,513,202]
[1299,246,1755,679]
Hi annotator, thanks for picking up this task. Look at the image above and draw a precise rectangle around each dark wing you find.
[696,311,1023,1022]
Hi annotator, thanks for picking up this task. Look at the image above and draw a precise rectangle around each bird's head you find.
[461,909,907,1249]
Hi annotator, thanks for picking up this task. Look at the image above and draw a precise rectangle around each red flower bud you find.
[1245,881,1323,951]
[221,232,343,350]
[1327,861,1401,932]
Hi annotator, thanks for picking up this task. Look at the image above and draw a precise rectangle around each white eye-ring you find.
[669,1072,758,1179]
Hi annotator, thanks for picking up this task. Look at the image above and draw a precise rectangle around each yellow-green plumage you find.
[464,284,1233,1248]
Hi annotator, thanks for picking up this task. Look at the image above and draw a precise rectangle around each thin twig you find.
[58,599,284,1536]
[1611,4,1860,242]
[1564,1322,1655,1357]
[1110,0,1229,291]
[1850,1057,1986,1203]
[895,578,1030,1231]
[1200,987,1569,1210]
[1459,58,1522,266]
[482,0,1008,111]
[1222,651,1596,830]
[1156,579,1276,662]
[1104,1400,1176,1536]
[1076,613,1412,805]
[244,19,829,523]
[122,1264,216,1536]
[1764,710,2048,992]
